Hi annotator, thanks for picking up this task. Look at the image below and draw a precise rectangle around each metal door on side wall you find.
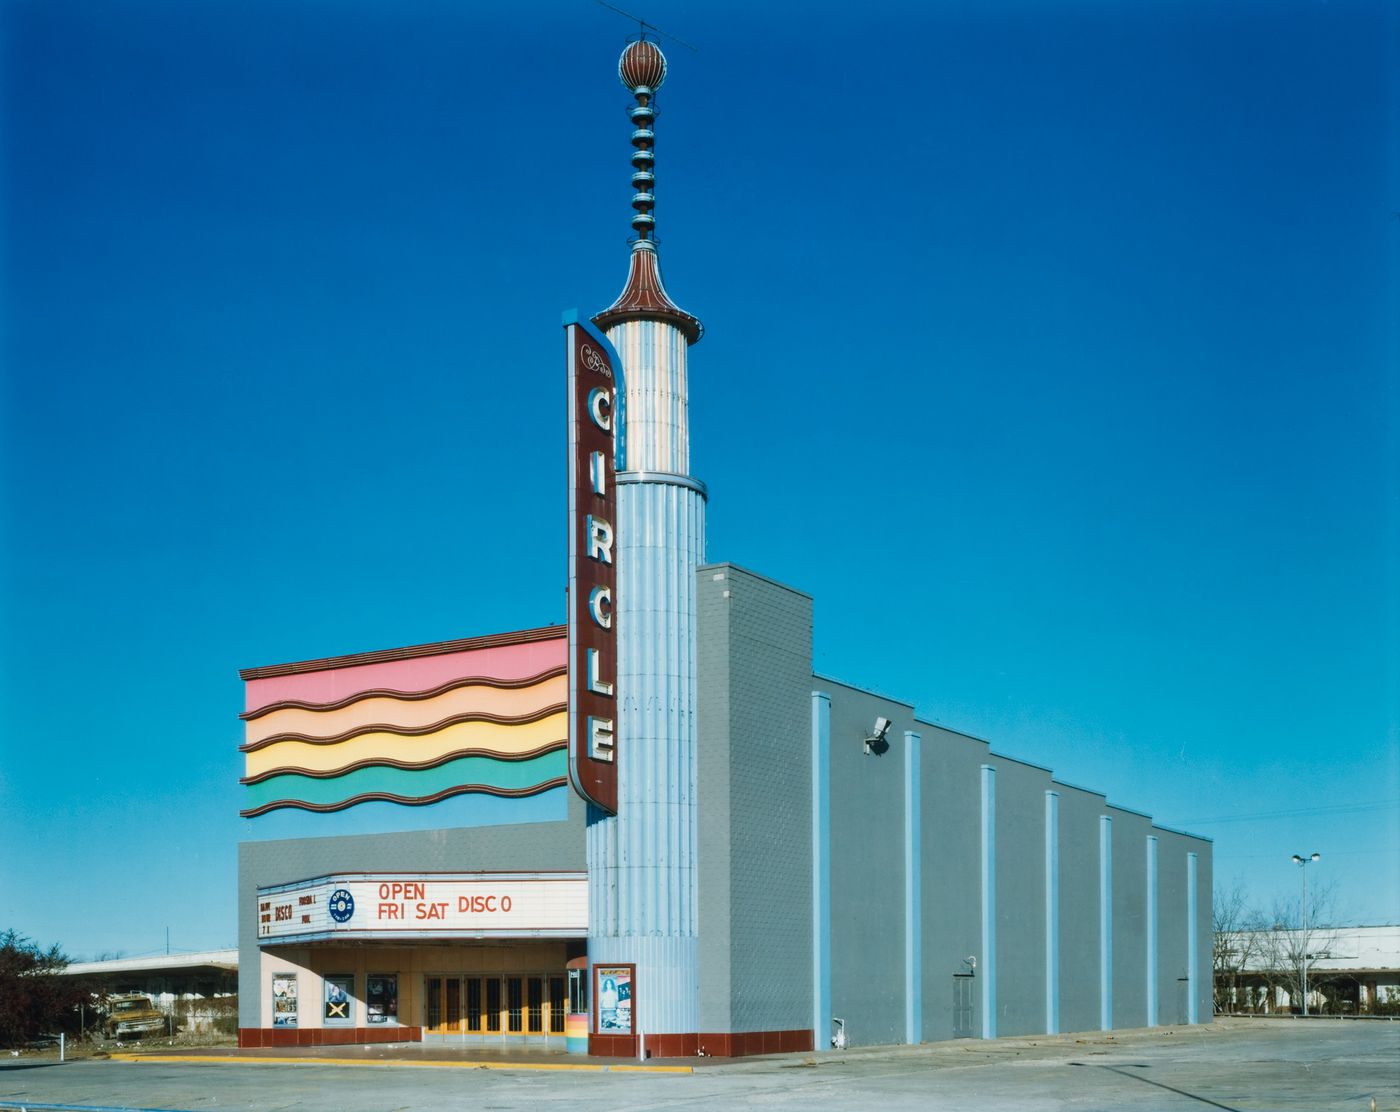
[952,973,976,1038]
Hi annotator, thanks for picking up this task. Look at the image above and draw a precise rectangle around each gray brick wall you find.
[1109,806,1151,1029]
[919,723,989,1042]
[234,559,1215,1044]
[825,679,914,1048]
[991,756,1052,1037]
[1150,827,1212,1025]
[696,563,813,1034]
[1056,783,1106,1034]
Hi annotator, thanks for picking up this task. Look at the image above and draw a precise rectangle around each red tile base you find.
[696,1029,813,1058]
[238,1027,423,1048]
[588,1029,812,1059]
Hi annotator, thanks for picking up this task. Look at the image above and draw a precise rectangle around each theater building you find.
[236,39,1212,1056]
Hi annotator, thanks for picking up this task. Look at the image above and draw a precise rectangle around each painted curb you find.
[106,1052,692,1074]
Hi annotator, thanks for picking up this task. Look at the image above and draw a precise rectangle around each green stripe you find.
[243,750,566,810]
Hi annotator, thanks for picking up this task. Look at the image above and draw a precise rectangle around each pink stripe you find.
[244,637,566,715]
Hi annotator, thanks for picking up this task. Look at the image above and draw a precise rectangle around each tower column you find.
[585,36,706,1055]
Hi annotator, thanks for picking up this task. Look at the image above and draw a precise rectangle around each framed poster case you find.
[593,963,634,1036]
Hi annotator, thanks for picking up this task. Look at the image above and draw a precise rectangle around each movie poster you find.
[366,974,397,1024]
[595,965,632,1034]
[271,973,298,1027]
[323,975,352,1023]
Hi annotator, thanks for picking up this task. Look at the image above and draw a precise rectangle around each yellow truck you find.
[99,994,167,1040]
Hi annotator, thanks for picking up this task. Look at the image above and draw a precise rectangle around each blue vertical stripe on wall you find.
[812,692,832,1049]
[980,764,996,1039]
[1187,852,1199,1024]
[1146,835,1159,1027]
[904,731,922,1045]
[1100,815,1113,1030]
[1045,790,1060,1035]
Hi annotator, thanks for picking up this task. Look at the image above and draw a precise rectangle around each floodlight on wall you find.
[863,717,893,756]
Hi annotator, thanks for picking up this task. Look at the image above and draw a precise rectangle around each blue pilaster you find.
[1045,790,1060,1035]
[1100,814,1113,1030]
[904,731,922,1045]
[1187,851,1199,1024]
[980,764,996,1039]
[1146,835,1159,1026]
[812,692,831,1049]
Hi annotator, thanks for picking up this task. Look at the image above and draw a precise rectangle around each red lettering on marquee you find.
[378,882,425,901]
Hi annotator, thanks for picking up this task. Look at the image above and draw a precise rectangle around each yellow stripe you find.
[109,1052,690,1073]
[245,674,566,747]
[245,712,566,779]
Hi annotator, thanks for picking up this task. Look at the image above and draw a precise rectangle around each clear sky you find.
[2,0,1395,959]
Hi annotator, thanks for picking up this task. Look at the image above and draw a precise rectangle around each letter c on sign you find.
[588,387,612,432]
[588,585,612,630]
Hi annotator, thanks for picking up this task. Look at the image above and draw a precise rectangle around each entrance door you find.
[425,977,464,1035]
[952,973,976,1038]
[504,975,525,1036]
[526,976,545,1036]
[464,977,484,1034]
[429,974,565,1040]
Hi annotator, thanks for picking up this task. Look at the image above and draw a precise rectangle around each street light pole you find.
[1290,852,1320,1016]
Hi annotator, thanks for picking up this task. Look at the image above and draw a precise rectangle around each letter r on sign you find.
[587,516,614,564]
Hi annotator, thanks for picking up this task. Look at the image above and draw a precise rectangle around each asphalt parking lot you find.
[1,1018,1395,1111]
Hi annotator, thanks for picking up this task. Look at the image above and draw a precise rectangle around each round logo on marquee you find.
[328,889,355,923]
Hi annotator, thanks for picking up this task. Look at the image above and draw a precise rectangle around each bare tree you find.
[1259,879,1343,1014]
[1213,882,1266,1013]
[0,929,94,1046]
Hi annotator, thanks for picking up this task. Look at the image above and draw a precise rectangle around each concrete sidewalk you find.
[104,1042,696,1073]
[99,1021,1222,1075]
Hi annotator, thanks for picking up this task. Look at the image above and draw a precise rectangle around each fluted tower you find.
[586,37,706,1051]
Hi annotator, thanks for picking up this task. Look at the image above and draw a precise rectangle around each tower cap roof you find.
[593,239,703,343]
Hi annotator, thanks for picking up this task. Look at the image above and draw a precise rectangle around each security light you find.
[864,717,893,756]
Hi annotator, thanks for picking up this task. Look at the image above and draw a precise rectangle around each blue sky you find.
[2,0,1395,958]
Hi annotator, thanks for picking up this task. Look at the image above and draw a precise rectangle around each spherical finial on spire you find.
[619,39,666,93]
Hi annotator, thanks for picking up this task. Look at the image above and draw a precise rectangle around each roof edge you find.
[240,624,566,681]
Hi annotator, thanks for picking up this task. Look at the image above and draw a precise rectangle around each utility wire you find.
[591,0,699,52]
[1174,798,1399,825]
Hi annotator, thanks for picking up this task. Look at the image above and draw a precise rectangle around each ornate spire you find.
[593,38,703,345]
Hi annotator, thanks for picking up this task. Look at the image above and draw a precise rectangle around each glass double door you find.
[425,974,566,1040]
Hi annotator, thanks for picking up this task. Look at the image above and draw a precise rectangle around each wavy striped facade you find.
[240,627,567,820]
